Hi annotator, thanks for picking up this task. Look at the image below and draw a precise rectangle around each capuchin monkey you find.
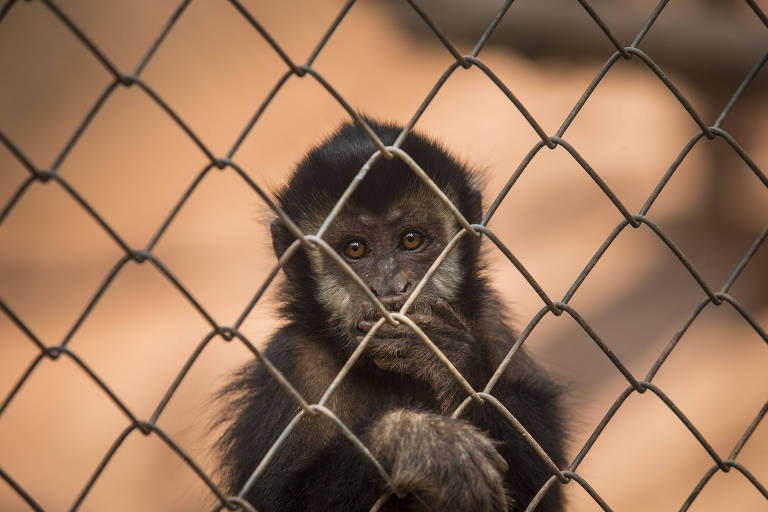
[216,120,565,511]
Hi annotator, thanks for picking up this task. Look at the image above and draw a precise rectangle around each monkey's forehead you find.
[291,166,461,214]
[296,191,458,236]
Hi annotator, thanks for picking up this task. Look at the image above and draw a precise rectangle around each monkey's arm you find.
[367,304,565,511]
[373,348,565,512]
[369,408,510,512]
[217,330,394,511]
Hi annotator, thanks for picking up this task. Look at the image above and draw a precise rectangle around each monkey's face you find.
[302,194,462,343]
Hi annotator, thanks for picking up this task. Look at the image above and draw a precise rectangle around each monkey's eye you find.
[342,240,367,259]
[400,230,424,250]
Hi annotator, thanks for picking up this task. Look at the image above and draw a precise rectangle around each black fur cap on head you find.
[271,118,486,323]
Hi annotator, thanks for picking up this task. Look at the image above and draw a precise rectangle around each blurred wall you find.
[0,1,766,510]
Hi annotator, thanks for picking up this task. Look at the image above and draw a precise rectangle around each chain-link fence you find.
[1,0,766,510]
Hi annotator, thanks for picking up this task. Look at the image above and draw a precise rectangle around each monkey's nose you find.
[369,276,411,298]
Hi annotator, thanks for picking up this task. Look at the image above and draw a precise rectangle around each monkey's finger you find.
[405,312,431,326]
[360,315,429,335]
[432,299,468,330]
[359,321,401,336]
[492,451,509,473]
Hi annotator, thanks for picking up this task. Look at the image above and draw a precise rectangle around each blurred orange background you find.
[1,1,767,511]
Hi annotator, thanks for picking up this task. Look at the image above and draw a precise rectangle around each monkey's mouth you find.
[355,297,430,328]
[355,319,407,340]
[354,318,407,343]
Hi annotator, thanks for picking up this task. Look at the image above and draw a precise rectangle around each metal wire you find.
[0,0,766,510]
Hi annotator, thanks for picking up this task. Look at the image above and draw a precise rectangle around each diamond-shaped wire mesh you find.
[1,0,767,510]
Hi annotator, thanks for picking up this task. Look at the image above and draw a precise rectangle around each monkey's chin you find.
[366,338,408,371]
[353,323,410,371]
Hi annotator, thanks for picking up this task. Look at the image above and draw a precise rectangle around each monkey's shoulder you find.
[242,324,363,405]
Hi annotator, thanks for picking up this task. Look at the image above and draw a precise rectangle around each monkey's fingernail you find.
[433,300,463,325]
[410,313,431,325]
[432,300,452,317]
[495,453,509,473]
[360,320,375,332]
[433,299,449,311]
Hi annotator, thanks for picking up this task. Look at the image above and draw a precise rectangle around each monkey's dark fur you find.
[216,120,565,511]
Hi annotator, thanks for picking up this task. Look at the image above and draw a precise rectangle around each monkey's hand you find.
[362,299,478,409]
[370,409,509,512]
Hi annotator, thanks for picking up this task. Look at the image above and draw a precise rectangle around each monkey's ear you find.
[270,217,293,260]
